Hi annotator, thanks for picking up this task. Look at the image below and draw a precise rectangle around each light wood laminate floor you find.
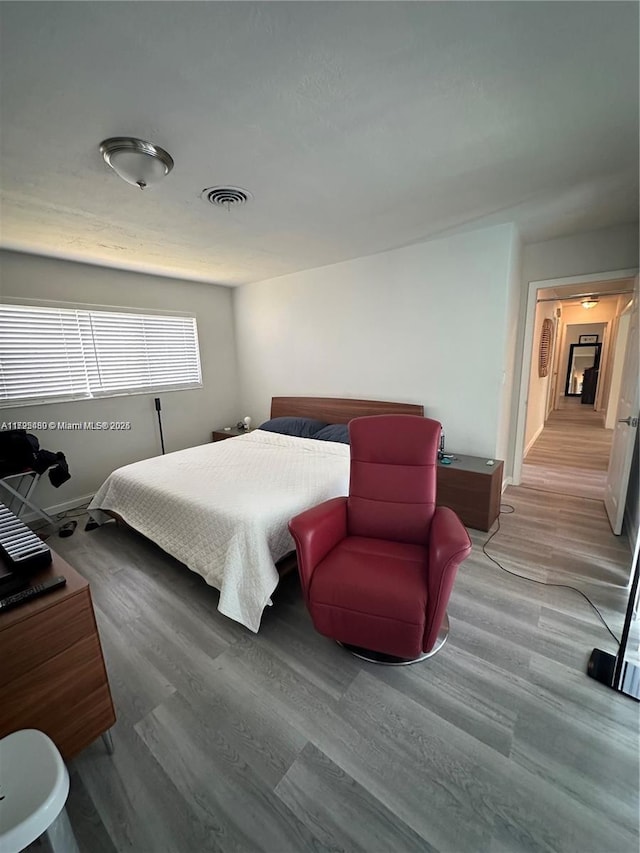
[48,487,637,853]
[522,399,613,501]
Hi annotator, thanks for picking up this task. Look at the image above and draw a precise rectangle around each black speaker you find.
[154,397,165,454]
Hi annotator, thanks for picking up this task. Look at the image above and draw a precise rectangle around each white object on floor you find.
[0,729,80,853]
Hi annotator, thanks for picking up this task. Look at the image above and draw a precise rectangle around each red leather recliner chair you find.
[288,415,472,663]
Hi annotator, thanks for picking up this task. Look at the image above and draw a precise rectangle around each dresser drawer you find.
[0,588,95,688]
[0,633,113,751]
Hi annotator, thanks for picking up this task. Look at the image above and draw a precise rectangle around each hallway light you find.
[581,296,599,309]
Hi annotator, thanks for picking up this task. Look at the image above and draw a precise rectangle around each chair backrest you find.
[347,415,441,545]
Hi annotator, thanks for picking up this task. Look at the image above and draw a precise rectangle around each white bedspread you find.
[88,430,350,631]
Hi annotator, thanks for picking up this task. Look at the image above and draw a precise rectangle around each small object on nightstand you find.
[224,427,231,431]
[243,416,252,431]
[441,457,452,465]
[486,459,494,466]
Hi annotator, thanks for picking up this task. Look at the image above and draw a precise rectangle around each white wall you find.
[524,301,558,452]
[0,250,239,510]
[234,224,517,460]
[497,229,523,470]
[522,223,639,283]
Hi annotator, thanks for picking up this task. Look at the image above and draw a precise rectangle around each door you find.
[605,279,639,535]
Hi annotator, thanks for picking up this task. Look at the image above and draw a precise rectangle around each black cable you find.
[483,504,621,646]
[27,504,90,533]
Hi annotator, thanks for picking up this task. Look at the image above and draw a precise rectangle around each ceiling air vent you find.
[201,186,252,210]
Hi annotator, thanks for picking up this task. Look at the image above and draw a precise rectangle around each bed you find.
[88,396,423,631]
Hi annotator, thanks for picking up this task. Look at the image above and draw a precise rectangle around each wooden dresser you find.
[437,454,504,531]
[0,550,116,760]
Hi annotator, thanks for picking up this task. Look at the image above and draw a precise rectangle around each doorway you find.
[520,286,633,505]
[513,270,637,506]
[512,270,639,687]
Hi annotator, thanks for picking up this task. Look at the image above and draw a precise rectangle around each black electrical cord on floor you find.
[28,504,90,534]
[483,504,621,646]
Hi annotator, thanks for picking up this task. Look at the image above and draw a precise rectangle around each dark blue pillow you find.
[258,417,328,438]
[313,424,350,444]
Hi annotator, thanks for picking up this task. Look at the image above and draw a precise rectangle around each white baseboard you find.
[523,424,544,458]
[17,493,95,524]
[502,476,513,492]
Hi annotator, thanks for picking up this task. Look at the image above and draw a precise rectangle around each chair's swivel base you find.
[338,613,450,666]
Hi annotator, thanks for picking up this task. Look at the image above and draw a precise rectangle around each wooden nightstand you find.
[437,454,504,531]
[211,426,251,442]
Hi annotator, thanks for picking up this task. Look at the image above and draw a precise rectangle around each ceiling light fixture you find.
[99,137,174,190]
[581,296,599,309]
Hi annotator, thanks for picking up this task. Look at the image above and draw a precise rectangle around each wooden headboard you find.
[270,396,424,423]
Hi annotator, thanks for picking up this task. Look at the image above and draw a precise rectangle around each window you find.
[0,304,202,407]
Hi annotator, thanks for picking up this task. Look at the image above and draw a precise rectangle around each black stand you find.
[587,539,639,702]
[155,397,165,455]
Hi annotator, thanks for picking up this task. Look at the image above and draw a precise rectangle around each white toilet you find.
[0,729,80,853]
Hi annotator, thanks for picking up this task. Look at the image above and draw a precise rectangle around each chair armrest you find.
[289,497,348,599]
[424,506,472,651]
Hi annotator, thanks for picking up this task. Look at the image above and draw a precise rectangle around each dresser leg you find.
[101,729,115,755]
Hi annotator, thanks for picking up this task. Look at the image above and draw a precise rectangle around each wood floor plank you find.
[46,473,638,853]
[328,669,633,853]
[135,692,330,853]
[509,688,639,834]
[93,603,176,727]
[369,644,519,757]
[275,742,434,853]
[73,725,221,853]
[522,399,613,500]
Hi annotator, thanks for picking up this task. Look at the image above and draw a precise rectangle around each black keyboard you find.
[0,575,67,613]
[0,502,52,573]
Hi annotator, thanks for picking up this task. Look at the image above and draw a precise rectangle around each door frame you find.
[512,268,638,486]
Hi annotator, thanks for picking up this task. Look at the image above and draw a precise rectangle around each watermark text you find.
[1,421,132,431]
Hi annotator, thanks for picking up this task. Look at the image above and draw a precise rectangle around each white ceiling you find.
[1,2,638,286]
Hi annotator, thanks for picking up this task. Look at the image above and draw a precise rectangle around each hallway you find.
[521,398,613,501]
[520,397,638,678]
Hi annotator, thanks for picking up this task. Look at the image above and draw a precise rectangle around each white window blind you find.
[0,304,202,407]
